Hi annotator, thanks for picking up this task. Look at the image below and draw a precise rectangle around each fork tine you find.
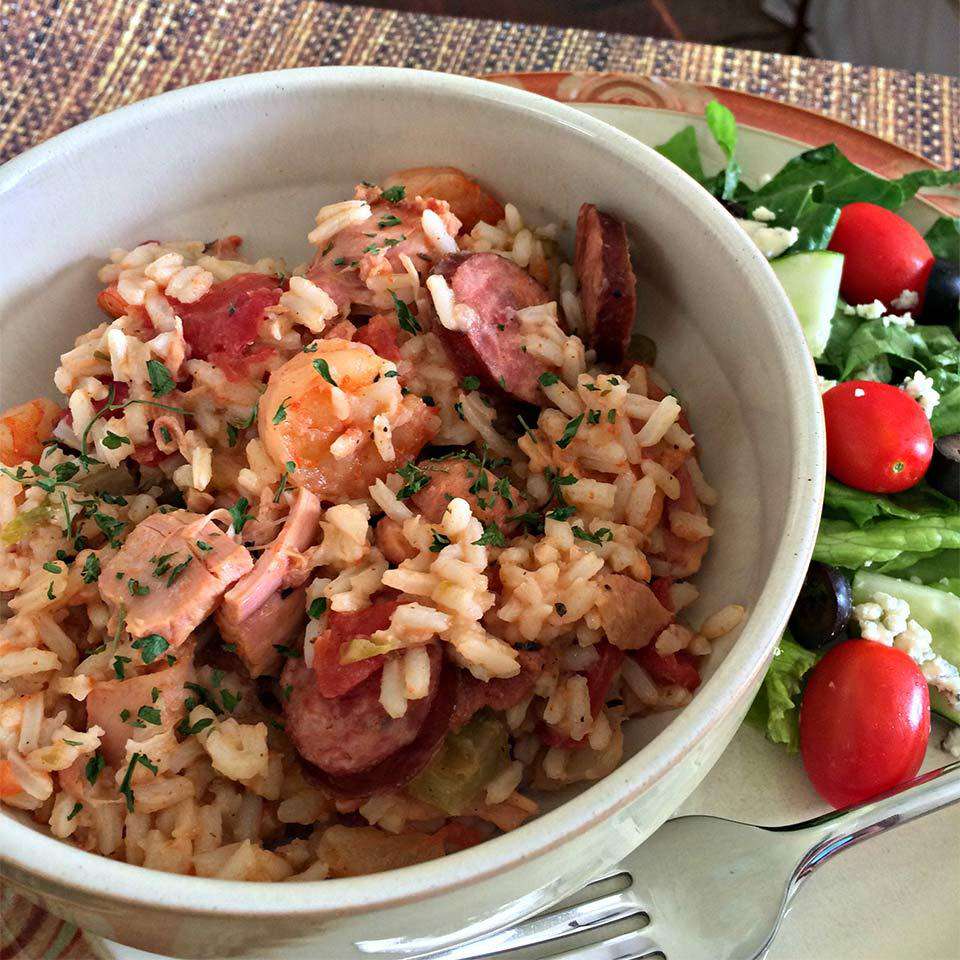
[417,887,645,960]
[544,927,662,960]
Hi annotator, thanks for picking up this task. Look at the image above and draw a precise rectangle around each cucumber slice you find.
[853,571,960,724]
[770,250,844,359]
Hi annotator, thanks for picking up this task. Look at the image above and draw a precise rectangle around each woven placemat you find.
[1,3,957,959]
[2,0,958,168]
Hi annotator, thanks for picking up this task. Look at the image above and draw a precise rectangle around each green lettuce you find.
[880,550,960,597]
[925,216,960,261]
[655,126,706,182]
[930,369,960,438]
[822,478,921,527]
[746,634,819,752]
[814,514,960,568]
[703,100,740,200]
[840,321,958,379]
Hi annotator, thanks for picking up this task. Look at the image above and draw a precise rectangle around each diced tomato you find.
[0,759,22,797]
[131,442,165,467]
[433,821,487,853]
[632,646,701,691]
[355,314,402,362]
[650,577,674,613]
[208,345,277,383]
[177,273,281,363]
[312,598,402,698]
[540,641,624,750]
[0,398,62,466]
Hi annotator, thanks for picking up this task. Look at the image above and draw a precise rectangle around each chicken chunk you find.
[99,511,253,647]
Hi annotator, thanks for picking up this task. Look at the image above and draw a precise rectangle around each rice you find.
[0,172,737,883]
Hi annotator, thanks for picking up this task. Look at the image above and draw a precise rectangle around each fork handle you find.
[779,759,960,882]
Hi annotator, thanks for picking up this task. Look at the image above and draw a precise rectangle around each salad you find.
[656,102,960,808]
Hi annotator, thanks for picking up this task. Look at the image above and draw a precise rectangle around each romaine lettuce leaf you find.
[822,478,920,527]
[745,633,819,752]
[930,369,960,438]
[879,550,960,596]
[814,515,960,568]
[925,216,960,261]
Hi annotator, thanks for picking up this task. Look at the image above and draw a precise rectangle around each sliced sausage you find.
[305,655,457,799]
[574,204,637,364]
[411,458,521,532]
[283,643,442,779]
[431,252,551,403]
[381,166,504,232]
[452,646,548,729]
[98,511,253,647]
[596,574,672,650]
[86,650,195,765]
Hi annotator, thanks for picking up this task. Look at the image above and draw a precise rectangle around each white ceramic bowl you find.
[0,67,824,958]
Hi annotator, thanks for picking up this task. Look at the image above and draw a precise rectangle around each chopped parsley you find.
[228,497,253,534]
[152,552,175,578]
[587,409,601,425]
[332,256,346,266]
[177,716,215,737]
[381,184,405,202]
[137,705,162,725]
[146,359,176,396]
[321,240,335,257]
[461,376,481,392]
[274,461,296,504]
[220,688,242,712]
[272,396,291,425]
[429,531,451,553]
[93,512,125,546]
[493,476,515,508]
[42,561,61,574]
[396,461,429,500]
[273,644,301,659]
[378,214,402,228]
[128,578,149,597]
[607,409,617,424]
[538,371,560,387]
[151,687,160,702]
[101,431,130,450]
[183,682,223,716]
[112,654,132,679]
[302,341,319,353]
[131,634,170,664]
[572,526,613,545]
[66,802,83,821]
[84,753,105,786]
[362,243,381,255]
[473,521,506,548]
[165,555,193,587]
[390,290,421,335]
[119,752,158,812]
[312,357,338,386]
[281,684,293,702]
[546,504,577,521]
[307,596,328,619]
[196,540,212,552]
[453,401,465,420]
[556,414,584,449]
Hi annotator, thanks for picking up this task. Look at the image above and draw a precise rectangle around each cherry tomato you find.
[823,381,933,493]
[828,203,934,309]
[800,639,929,808]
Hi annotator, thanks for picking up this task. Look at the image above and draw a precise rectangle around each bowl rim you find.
[0,64,825,917]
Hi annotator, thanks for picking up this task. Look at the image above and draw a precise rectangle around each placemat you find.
[2,0,958,168]
[1,3,957,958]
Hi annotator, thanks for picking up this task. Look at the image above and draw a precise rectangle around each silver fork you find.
[419,760,960,960]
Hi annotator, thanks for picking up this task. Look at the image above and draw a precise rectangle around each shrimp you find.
[258,338,439,502]
[0,398,61,466]
[380,166,505,232]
